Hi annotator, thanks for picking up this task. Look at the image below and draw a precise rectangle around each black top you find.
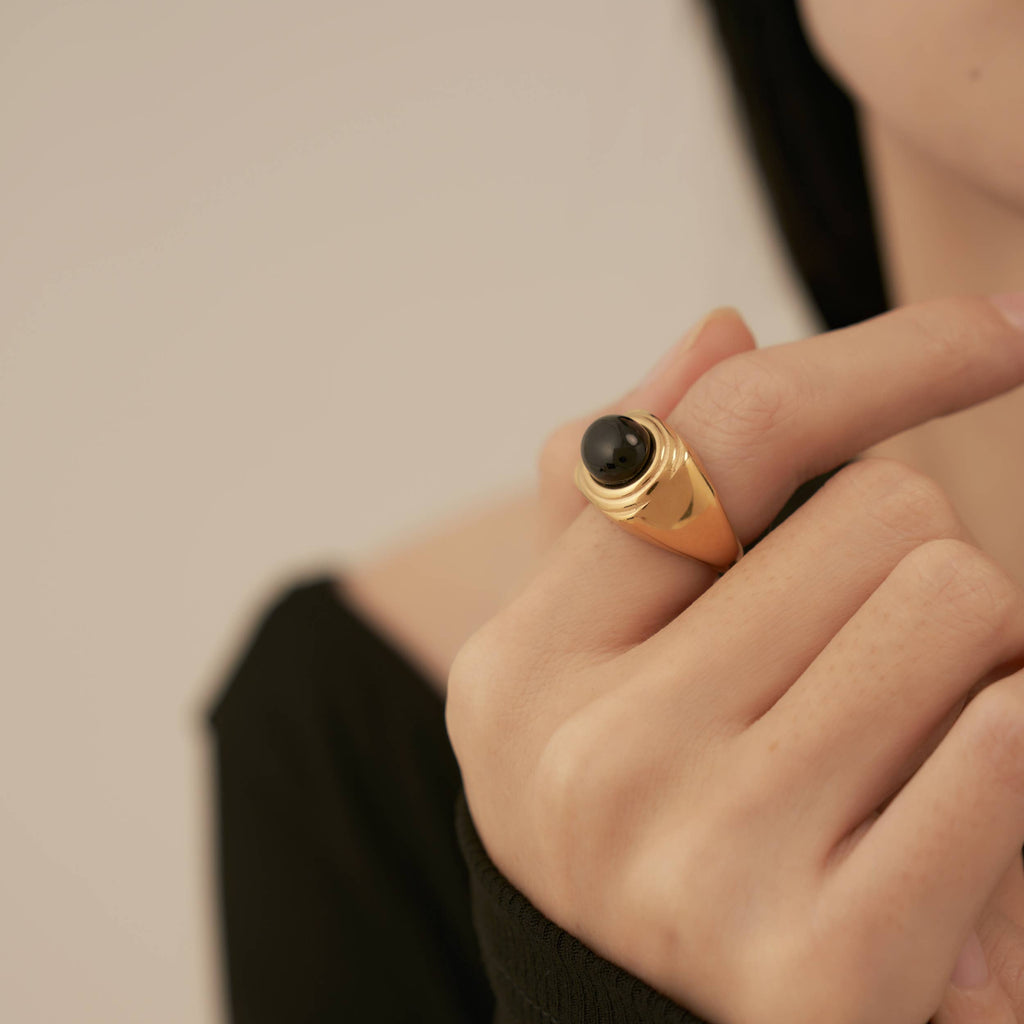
[206,465,853,1022]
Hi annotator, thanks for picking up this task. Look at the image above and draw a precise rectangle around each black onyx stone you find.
[580,414,654,487]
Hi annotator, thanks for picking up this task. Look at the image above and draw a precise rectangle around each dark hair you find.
[703,0,890,330]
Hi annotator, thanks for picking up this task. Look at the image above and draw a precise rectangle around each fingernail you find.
[639,306,738,389]
[951,930,989,990]
[989,292,1024,331]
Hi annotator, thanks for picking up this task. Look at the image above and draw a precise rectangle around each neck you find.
[861,110,1024,304]
[857,109,1024,584]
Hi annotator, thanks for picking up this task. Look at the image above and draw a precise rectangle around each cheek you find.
[796,0,1024,206]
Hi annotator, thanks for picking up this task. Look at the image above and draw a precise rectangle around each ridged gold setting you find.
[574,409,743,574]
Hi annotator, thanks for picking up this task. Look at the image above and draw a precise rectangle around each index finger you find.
[701,293,1024,541]
[528,294,1024,656]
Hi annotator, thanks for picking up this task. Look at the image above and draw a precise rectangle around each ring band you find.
[574,410,743,574]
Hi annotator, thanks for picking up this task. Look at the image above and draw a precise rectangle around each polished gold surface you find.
[574,410,743,573]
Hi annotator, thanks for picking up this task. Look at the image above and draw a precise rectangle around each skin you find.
[790,0,1024,598]
[341,5,1024,1021]
[794,4,1024,1016]
[796,0,1024,597]
[337,488,537,695]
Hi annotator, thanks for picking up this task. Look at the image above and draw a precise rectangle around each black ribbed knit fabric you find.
[454,790,709,1023]
[208,576,495,1023]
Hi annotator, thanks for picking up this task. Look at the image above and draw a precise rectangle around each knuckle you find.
[683,352,801,453]
[894,296,1003,385]
[985,924,1024,1006]
[533,713,618,837]
[530,720,600,884]
[896,301,975,377]
[444,618,514,758]
[532,706,654,894]
[832,458,963,544]
[983,922,1024,1002]
[444,627,489,756]
[961,685,1024,796]
[534,724,584,819]
[895,538,1021,640]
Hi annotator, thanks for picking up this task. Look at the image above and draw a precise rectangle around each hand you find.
[535,303,1024,1024]
[446,295,1024,1024]
[537,305,1024,1024]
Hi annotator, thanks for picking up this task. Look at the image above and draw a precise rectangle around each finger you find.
[977,912,1024,1014]
[536,307,756,553]
[530,294,1024,655]
[699,294,1024,543]
[933,926,1015,1024]
[598,458,972,763]
[633,458,973,716]
[828,666,1024,1022]
[934,867,1024,1022]
[756,537,1024,861]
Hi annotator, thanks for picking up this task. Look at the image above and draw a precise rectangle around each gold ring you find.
[574,410,743,574]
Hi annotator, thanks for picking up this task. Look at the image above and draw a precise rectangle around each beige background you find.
[1,1,816,1021]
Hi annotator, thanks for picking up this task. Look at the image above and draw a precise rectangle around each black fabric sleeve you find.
[454,790,712,1024]
[207,576,494,1023]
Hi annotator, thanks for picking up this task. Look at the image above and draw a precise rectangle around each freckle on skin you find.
[969,66,982,82]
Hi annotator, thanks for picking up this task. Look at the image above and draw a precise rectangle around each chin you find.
[797,0,1024,210]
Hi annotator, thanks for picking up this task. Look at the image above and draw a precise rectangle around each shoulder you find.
[339,486,538,698]
[205,484,536,737]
